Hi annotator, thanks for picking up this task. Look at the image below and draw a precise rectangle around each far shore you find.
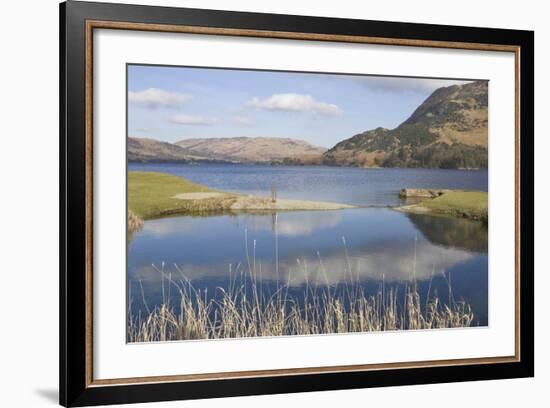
[129,159,488,171]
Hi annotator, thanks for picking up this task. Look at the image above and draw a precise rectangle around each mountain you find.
[128,136,326,164]
[323,81,488,169]
[175,137,326,164]
[128,137,200,163]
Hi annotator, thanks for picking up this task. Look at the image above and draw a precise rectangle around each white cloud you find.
[246,93,342,116]
[129,240,474,286]
[169,114,218,126]
[346,76,475,94]
[131,127,158,133]
[129,88,192,108]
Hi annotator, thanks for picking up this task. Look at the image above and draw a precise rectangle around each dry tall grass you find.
[127,255,474,343]
[128,210,144,234]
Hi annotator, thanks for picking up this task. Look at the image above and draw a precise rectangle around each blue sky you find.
[128,64,471,148]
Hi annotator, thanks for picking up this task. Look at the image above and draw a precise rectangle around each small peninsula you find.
[128,171,355,231]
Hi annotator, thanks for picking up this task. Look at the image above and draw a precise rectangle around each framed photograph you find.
[60,1,534,406]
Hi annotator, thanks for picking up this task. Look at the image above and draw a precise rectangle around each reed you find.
[127,253,474,343]
[128,210,144,234]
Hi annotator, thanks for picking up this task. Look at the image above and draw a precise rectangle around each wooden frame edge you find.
[514,46,522,361]
[85,19,94,389]
[87,19,520,52]
[89,355,519,387]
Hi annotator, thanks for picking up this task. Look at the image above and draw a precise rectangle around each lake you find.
[127,164,489,336]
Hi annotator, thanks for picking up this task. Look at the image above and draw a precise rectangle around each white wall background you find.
[0,0,544,407]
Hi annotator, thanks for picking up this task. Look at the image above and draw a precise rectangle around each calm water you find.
[128,163,488,207]
[128,164,488,327]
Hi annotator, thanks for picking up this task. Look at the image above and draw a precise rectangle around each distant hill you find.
[128,137,200,163]
[175,137,326,164]
[323,81,488,169]
[128,136,326,164]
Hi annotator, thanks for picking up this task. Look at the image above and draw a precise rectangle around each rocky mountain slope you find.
[323,81,488,169]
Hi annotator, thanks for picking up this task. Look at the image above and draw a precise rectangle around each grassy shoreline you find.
[128,171,233,219]
[128,172,488,230]
[128,171,355,222]
[396,191,488,223]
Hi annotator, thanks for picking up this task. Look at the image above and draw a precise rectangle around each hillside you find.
[175,137,326,163]
[128,137,200,163]
[323,81,488,169]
